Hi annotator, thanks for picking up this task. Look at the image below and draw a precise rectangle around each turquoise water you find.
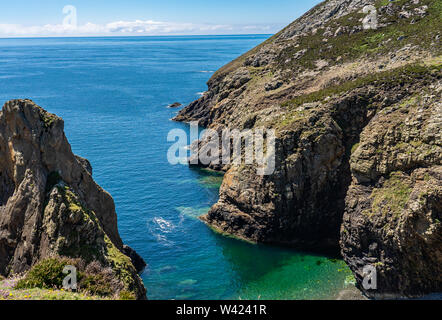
[0,36,354,300]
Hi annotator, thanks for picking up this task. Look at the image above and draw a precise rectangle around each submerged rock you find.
[168,102,182,108]
[0,99,147,299]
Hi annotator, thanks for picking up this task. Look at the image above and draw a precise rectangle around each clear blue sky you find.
[0,0,323,37]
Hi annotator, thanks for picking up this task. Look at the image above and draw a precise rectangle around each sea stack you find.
[0,99,147,299]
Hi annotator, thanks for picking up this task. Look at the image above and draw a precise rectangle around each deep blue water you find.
[0,36,353,300]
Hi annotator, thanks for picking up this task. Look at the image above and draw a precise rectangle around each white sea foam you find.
[148,217,176,247]
[153,217,175,233]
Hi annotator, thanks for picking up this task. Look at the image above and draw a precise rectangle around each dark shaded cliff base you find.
[174,0,441,298]
[0,100,147,299]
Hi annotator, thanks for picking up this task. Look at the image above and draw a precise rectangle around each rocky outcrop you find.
[168,102,182,108]
[0,100,146,299]
[174,0,441,297]
[341,88,442,298]
[123,245,147,273]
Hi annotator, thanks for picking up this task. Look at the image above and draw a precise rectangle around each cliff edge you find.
[0,99,146,299]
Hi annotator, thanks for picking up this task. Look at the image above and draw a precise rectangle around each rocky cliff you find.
[174,0,441,297]
[0,100,146,299]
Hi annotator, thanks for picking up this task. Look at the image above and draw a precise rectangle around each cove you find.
[0,35,355,300]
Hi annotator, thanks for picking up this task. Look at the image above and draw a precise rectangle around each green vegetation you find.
[37,107,59,128]
[118,290,136,300]
[37,184,142,299]
[278,0,441,71]
[3,259,110,300]
[60,187,141,297]
[0,284,108,300]
[397,95,419,109]
[276,108,311,128]
[211,34,276,81]
[196,168,225,189]
[269,61,440,131]
[104,235,139,295]
[282,62,441,110]
[345,274,356,286]
[54,186,102,262]
[55,187,141,297]
[80,273,113,297]
[374,262,385,267]
[10,256,134,300]
[375,0,391,8]
[15,258,72,290]
[370,172,412,217]
[351,143,360,154]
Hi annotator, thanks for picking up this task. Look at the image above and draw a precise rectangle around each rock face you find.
[341,90,442,298]
[174,0,441,297]
[0,100,146,299]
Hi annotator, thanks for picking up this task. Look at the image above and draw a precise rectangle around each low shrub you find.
[119,290,136,300]
[14,257,127,299]
[80,273,114,297]
[15,258,72,289]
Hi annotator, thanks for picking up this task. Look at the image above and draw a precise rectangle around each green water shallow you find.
[145,218,356,300]
[149,168,356,300]
[196,169,225,189]
[210,234,356,300]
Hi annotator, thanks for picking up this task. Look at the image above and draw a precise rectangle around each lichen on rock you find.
[0,99,146,299]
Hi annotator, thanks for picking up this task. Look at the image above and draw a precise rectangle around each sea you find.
[0,35,355,300]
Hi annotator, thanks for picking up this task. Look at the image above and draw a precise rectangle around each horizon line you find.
[0,33,274,40]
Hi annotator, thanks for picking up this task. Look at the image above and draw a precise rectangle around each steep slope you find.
[0,100,146,299]
[341,88,441,298]
[174,0,441,297]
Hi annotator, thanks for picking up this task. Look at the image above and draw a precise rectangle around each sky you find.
[0,0,323,37]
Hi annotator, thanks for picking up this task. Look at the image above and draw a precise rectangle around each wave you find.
[147,217,176,247]
[152,217,175,233]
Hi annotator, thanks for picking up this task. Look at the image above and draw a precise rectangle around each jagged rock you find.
[414,5,428,16]
[0,100,147,299]
[123,245,147,273]
[399,11,412,19]
[265,80,283,91]
[334,26,348,37]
